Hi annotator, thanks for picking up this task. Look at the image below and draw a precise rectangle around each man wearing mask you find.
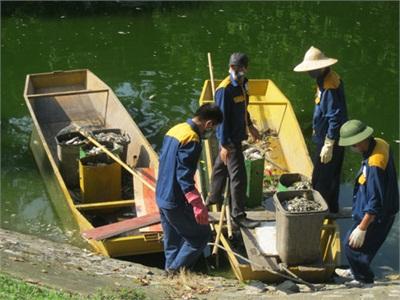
[294,46,348,213]
[156,103,223,275]
[207,52,261,228]
[335,120,399,285]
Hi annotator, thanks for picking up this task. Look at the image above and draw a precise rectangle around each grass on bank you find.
[0,273,146,300]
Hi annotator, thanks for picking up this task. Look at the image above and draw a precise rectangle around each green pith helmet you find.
[339,120,374,146]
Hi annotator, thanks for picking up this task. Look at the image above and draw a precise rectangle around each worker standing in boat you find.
[156,103,223,275]
[206,52,261,228]
[335,120,399,285]
[294,46,348,213]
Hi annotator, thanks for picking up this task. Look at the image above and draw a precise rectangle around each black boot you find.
[205,195,221,207]
[233,215,260,229]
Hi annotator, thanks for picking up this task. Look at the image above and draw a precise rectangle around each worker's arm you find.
[215,88,232,147]
[176,141,208,225]
[358,213,376,231]
[176,141,202,194]
[322,89,345,141]
[349,165,385,248]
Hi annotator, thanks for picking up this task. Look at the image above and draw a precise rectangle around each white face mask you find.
[229,68,245,81]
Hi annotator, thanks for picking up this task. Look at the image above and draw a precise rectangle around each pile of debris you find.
[82,131,130,160]
[287,180,311,191]
[242,128,278,161]
[282,193,323,213]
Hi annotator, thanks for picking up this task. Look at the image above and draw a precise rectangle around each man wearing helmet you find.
[335,120,399,285]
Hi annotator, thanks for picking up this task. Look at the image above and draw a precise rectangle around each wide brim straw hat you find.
[339,120,374,147]
[293,46,338,72]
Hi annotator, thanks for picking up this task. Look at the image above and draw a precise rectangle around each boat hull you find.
[25,70,163,257]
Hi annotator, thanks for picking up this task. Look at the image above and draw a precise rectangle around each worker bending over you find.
[335,120,399,285]
[156,103,223,275]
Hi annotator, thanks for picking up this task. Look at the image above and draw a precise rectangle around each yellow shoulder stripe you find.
[166,123,199,145]
[368,138,389,170]
[216,76,231,90]
[323,71,341,90]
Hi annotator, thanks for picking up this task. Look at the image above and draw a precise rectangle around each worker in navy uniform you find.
[294,46,348,213]
[335,120,399,286]
[207,52,261,229]
[156,103,223,275]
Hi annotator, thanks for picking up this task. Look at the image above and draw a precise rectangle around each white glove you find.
[349,226,367,248]
[320,137,335,164]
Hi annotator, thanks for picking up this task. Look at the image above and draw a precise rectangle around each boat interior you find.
[199,79,339,281]
[25,70,159,234]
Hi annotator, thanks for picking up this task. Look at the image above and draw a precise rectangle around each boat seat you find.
[27,89,109,98]
[76,199,135,211]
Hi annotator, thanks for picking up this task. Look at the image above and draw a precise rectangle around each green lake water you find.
[1,2,399,275]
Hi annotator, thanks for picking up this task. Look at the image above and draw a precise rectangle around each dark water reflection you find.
[1,1,398,275]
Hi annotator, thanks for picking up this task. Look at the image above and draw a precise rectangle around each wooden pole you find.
[207,52,216,96]
[207,52,234,247]
[78,128,156,192]
[212,178,229,255]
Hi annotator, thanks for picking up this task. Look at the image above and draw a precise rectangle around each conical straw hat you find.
[294,46,338,72]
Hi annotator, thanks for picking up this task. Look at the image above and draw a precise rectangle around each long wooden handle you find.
[207,52,216,98]
[78,129,155,192]
[212,202,226,255]
[212,178,230,255]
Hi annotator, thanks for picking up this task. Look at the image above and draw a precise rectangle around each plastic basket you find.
[274,190,328,265]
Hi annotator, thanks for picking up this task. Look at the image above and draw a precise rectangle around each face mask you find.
[308,69,322,79]
[237,71,245,79]
[202,128,214,140]
[229,68,245,81]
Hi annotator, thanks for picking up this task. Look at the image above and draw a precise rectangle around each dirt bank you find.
[0,229,399,299]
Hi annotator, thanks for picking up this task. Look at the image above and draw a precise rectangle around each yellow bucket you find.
[79,160,121,203]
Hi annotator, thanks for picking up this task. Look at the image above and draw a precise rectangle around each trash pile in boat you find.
[281,192,323,213]
[242,128,278,161]
[80,130,130,165]
[242,128,284,196]
[263,174,279,195]
[287,179,311,190]
[55,125,130,202]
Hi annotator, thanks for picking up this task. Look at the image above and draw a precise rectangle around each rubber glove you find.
[185,189,209,225]
[349,226,367,248]
[320,137,335,164]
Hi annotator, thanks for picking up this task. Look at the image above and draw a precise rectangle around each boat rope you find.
[207,242,318,291]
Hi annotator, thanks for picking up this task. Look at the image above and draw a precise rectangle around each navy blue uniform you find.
[312,70,348,213]
[156,119,210,271]
[215,75,252,146]
[345,138,399,283]
[209,75,252,218]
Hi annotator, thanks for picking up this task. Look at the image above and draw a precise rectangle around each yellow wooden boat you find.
[24,69,163,257]
[199,79,341,282]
